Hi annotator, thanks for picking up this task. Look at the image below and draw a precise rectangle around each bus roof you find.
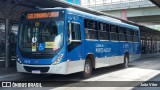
[66,8,139,30]
[23,8,139,30]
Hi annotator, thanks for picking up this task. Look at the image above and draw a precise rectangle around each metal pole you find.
[144,36,147,54]
[156,37,157,53]
[151,37,153,54]
[5,18,9,69]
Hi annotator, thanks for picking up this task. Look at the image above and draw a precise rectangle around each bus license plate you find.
[32,70,41,74]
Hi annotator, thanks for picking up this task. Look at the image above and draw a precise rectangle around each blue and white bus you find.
[16,8,141,78]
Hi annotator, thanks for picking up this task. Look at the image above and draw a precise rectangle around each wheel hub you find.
[85,62,90,74]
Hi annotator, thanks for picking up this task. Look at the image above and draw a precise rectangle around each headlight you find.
[53,54,64,65]
[17,55,22,64]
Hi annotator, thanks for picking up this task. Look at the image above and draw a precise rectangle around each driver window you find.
[68,22,81,41]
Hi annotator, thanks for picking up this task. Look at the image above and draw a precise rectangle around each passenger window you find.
[110,25,119,41]
[126,29,130,35]
[134,31,138,36]
[106,24,110,32]
[119,27,127,41]
[123,28,127,34]
[130,29,134,35]
[119,27,123,34]
[84,19,98,40]
[99,23,109,40]
[110,25,116,33]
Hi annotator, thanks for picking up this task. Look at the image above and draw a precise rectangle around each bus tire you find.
[122,55,129,68]
[82,58,92,78]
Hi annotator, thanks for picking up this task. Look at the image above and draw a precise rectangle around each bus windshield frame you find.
[18,11,65,56]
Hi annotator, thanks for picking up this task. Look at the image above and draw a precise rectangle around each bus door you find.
[67,15,84,72]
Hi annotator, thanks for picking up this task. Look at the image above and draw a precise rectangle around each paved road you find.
[1,55,160,90]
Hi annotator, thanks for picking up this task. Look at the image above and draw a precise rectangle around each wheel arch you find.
[124,51,129,60]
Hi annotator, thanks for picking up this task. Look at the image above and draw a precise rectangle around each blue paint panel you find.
[83,40,140,59]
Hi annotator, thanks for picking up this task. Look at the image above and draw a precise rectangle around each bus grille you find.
[23,66,49,73]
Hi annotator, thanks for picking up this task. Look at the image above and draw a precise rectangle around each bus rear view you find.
[16,9,68,74]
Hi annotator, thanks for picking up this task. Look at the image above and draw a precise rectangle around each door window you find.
[68,22,81,41]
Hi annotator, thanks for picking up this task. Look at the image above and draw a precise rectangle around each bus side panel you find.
[109,41,120,66]
[84,41,124,69]
[95,41,111,68]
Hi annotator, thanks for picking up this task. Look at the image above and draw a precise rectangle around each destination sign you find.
[27,12,59,19]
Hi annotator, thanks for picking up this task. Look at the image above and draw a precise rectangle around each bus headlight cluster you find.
[53,54,64,64]
[17,55,22,64]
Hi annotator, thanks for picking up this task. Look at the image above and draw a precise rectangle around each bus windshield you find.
[19,20,64,54]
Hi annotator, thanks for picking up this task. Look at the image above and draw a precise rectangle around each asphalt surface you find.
[1,55,160,90]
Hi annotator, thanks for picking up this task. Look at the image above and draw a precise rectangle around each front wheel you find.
[122,55,129,68]
[82,59,92,78]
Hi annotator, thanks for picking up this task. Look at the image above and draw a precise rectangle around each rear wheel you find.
[82,59,92,78]
[122,55,129,68]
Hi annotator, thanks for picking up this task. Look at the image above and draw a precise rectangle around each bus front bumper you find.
[16,62,68,75]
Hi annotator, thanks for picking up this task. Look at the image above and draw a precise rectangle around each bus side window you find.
[110,25,118,41]
[133,30,139,42]
[84,19,98,40]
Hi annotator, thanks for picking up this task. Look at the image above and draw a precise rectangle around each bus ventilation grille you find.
[23,66,49,73]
